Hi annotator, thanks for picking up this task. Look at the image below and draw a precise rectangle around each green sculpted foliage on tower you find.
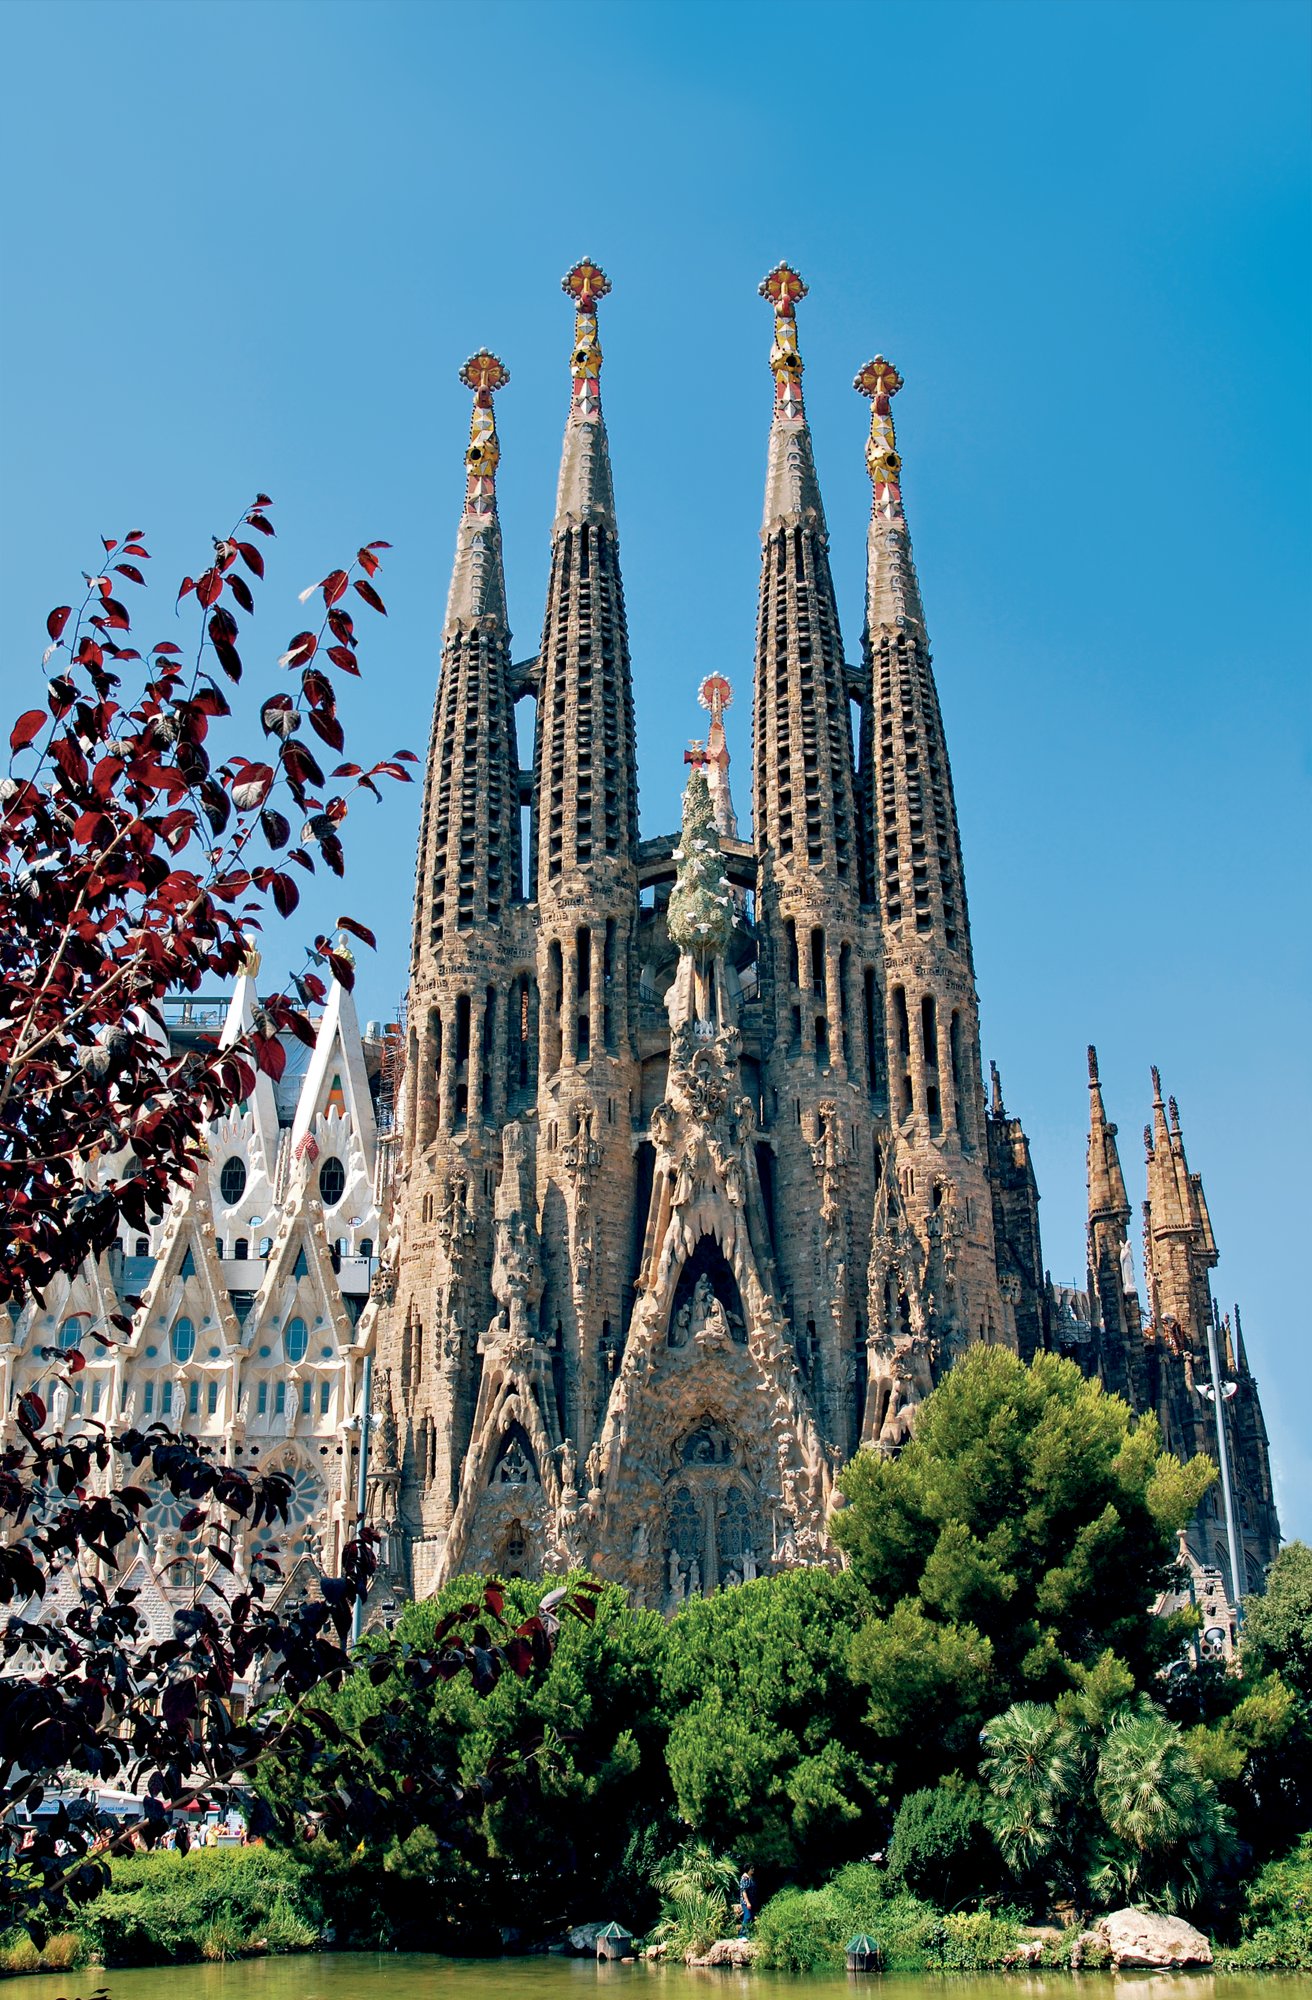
[667,770,733,962]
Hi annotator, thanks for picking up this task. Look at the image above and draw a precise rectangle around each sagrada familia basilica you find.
[6,262,1279,1630]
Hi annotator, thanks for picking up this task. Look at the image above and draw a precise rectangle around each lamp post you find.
[350,1349,373,1648]
[1195,1304,1245,1630]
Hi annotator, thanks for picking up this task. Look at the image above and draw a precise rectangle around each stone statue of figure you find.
[559,1436,578,1495]
[742,1545,757,1582]
[632,1520,650,1561]
[688,1556,701,1596]
[670,1297,693,1349]
[668,1547,683,1596]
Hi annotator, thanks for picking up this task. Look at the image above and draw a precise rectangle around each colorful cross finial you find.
[759,262,808,318]
[459,351,508,512]
[855,355,905,516]
[854,356,903,405]
[761,262,807,414]
[562,260,609,413]
[562,258,611,313]
[460,349,510,400]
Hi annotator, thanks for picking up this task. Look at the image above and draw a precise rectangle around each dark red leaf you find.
[254,1034,287,1081]
[353,579,387,615]
[196,569,223,610]
[271,872,299,917]
[280,631,317,670]
[260,807,291,848]
[114,563,146,586]
[321,569,349,607]
[326,645,359,675]
[46,605,72,642]
[229,574,255,615]
[326,949,356,991]
[309,709,345,752]
[10,709,47,752]
[337,916,377,949]
[236,541,265,579]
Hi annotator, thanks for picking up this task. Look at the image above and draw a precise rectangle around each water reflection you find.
[0,1956,1297,2000]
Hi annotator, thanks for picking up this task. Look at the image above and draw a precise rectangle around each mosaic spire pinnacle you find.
[855,355,925,633]
[758,262,825,530]
[759,261,808,419]
[459,348,509,516]
[554,258,616,527]
[445,352,511,630]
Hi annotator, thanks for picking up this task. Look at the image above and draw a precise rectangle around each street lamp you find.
[1194,1305,1245,1630]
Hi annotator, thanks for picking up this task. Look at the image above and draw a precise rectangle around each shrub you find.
[77,1845,316,1966]
[753,1862,943,1973]
[929,1909,1027,1970]
[1216,1830,1312,1970]
[886,1781,1004,1907]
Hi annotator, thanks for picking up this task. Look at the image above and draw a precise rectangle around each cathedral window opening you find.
[666,1484,703,1600]
[950,1012,967,1142]
[864,969,881,1094]
[894,985,911,1057]
[790,1005,802,1056]
[546,940,564,1073]
[873,1136,884,1187]
[717,1485,758,1587]
[188,1380,200,1417]
[275,1381,287,1417]
[135,1237,149,1257]
[301,1382,312,1416]
[786,919,799,986]
[815,1016,829,1068]
[215,1240,225,1261]
[171,1316,196,1364]
[810,927,825,994]
[161,1381,174,1418]
[481,986,496,1116]
[220,1157,247,1206]
[455,1081,469,1126]
[575,927,591,1060]
[207,1381,218,1416]
[257,1380,268,1416]
[58,1317,85,1351]
[180,1248,196,1279]
[143,1381,154,1416]
[91,1380,104,1415]
[260,1237,273,1259]
[293,1247,308,1278]
[455,992,471,1066]
[320,1382,330,1415]
[286,1317,309,1364]
[71,1382,84,1418]
[603,919,616,1050]
[360,1237,374,1261]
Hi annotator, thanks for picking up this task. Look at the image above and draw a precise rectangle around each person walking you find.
[738,1865,758,1938]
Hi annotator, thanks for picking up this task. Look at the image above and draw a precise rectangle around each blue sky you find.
[2,0,1309,1537]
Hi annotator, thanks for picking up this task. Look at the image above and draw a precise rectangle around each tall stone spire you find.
[532,258,638,899]
[1085,1045,1145,1404]
[753,263,859,896]
[412,350,520,969]
[529,260,641,1460]
[751,265,874,1456]
[385,351,530,1593]
[855,357,1002,1344]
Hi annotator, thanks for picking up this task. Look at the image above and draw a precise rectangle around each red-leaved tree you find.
[0,498,413,1308]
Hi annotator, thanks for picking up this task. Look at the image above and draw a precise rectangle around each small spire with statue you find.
[684,673,739,840]
[853,354,906,522]
[562,257,611,421]
[759,261,808,419]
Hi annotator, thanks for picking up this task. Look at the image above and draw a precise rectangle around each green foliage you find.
[833,1346,1214,1763]
[887,1781,1005,1908]
[661,1566,875,1876]
[0,1928,89,1974]
[76,1846,316,1967]
[259,1573,672,1948]
[981,1693,1232,1916]
[1245,1541,1312,1698]
[1216,1830,1312,1969]
[753,1859,1024,1973]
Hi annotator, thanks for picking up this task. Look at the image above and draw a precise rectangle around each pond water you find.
[0,1956,1301,2000]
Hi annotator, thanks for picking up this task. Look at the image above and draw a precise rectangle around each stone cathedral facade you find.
[362,261,1279,1609]
[2,262,1280,1629]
